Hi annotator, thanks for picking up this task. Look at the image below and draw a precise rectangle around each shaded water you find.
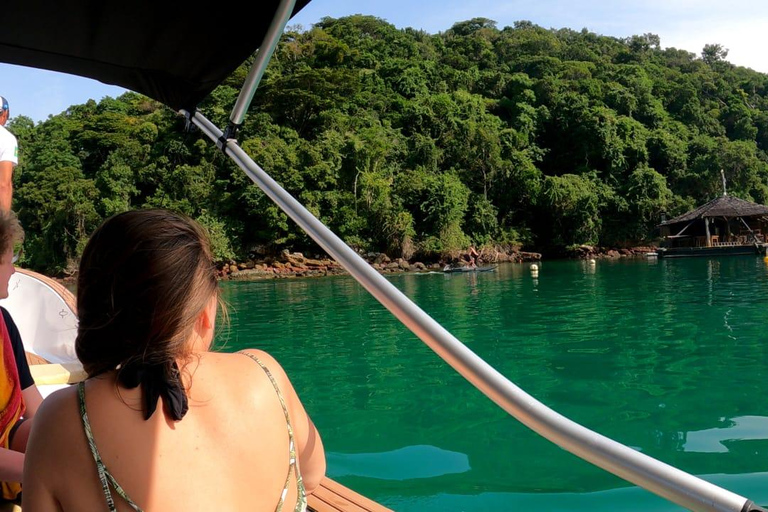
[217,257,768,511]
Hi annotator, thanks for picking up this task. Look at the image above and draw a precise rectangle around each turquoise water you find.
[217,257,768,511]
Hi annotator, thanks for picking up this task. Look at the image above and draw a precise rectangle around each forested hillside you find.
[10,16,768,274]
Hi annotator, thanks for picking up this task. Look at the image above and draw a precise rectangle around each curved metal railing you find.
[185,109,764,512]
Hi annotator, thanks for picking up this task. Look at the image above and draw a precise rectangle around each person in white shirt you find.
[0,96,18,211]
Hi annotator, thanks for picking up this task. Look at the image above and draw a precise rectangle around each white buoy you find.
[531,264,539,271]
[589,259,596,265]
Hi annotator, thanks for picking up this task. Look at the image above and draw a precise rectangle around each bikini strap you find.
[239,352,307,512]
[78,382,144,512]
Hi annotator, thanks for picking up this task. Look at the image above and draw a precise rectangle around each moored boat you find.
[442,264,498,273]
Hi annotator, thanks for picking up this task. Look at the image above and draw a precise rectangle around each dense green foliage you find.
[10,16,768,274]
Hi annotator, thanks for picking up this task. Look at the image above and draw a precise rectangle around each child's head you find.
[0,210,22,299]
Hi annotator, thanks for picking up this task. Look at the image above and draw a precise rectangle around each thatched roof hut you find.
[659,195,768,249]
[660,195,768,226]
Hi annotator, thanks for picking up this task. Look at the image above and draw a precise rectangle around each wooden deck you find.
[0,477,390,512]
[309,477,392,512]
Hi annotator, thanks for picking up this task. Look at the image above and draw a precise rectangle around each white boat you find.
[0,2,765,511]
[0,269,83,397]
[0,269,78,364]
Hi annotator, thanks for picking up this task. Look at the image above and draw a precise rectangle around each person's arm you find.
[22,385,44,418]
[292,413,325,494]
[0,447,24,482]
[242,349,326,493]
[0,160,13,211]
[22,388,70,512]
[3,307,40,418]
[20,478,59,512]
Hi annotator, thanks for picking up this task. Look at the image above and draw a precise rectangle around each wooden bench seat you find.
[309,477,392,512]
[1,477,390,512]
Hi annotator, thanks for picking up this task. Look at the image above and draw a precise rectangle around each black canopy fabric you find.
[0,0,311,111]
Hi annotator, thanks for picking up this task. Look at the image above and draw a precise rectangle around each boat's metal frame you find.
[179,1,766,510]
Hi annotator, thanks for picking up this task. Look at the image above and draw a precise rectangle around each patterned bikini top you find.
[77,353,306,512]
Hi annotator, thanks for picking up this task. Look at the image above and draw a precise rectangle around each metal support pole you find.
[184,108,765,512]
[228,0,297,128]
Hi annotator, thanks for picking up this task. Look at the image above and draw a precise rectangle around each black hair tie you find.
[119,361,189,421]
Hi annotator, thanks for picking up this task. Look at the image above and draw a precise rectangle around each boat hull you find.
[657,244,768,258]
[443,265,498,273]
[0,269,78,364]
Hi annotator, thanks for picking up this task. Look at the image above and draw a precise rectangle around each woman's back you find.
[23,210,324,511]
[24,349,324,511]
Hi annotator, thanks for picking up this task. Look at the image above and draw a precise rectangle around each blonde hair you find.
[0,210,24,258]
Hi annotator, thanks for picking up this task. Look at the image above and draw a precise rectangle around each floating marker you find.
[531,264,539,271]
[589,259,596,265]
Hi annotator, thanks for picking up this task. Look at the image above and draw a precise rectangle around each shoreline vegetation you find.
[52,244,657,285]
[218,246,543,280]
[216,244,658,280]
[54,245,657,284]
[213,244,655,280]
[9,16,768,278]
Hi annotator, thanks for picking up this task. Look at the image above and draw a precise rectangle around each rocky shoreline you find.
[218,247,544,281]
[52,244,657,285]
[565,245,658,260]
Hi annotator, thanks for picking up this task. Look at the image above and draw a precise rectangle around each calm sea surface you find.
[217,257,768,511]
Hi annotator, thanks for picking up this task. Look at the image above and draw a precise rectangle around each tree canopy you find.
[10,16,768,273]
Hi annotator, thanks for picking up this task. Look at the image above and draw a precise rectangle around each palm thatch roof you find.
[660,195,768,226]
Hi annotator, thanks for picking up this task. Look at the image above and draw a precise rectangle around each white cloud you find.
[662,17,768,72]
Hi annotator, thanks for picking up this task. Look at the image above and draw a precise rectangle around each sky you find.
[2,0,768,124]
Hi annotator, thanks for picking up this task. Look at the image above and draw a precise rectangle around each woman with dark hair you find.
[22,209,325,511]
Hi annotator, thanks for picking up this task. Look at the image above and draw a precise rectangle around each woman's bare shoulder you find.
[25,384,85,476]
[235,348,281,366]
[34,385,79,424]
[31,385,84,449]
[205,349,284,373]
[232,349,292,384]
[191,350,287,394]
[205,349,293,396]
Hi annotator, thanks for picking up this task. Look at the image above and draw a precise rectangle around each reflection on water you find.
[220,257,768,511]
[386,471,768,512]
[327,445,470,480]
[684,416,768,454]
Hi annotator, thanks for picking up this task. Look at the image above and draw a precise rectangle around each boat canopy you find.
[0,0,310,111]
